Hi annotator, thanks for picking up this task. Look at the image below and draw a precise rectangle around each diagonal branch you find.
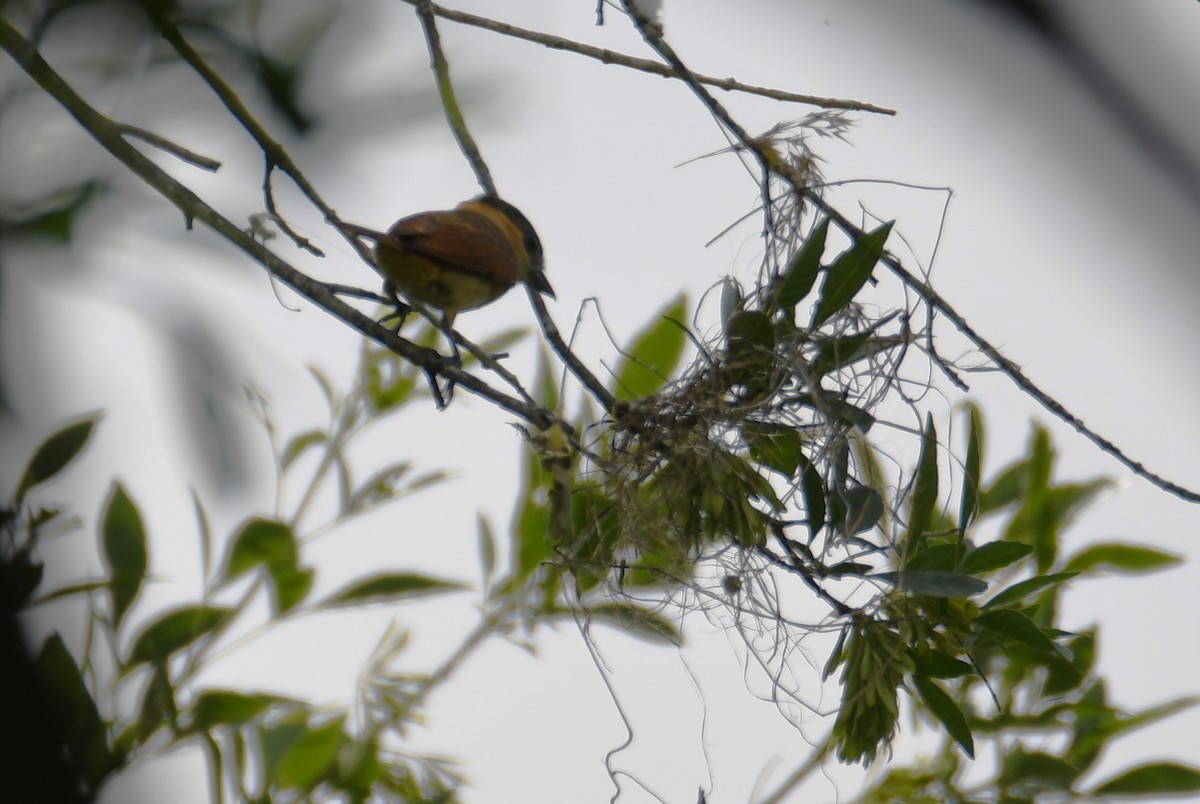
[617,1,1200,505]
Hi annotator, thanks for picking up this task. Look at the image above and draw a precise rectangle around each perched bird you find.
[343,195,553,332]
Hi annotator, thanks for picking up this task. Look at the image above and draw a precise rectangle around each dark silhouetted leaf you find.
[321,573,468,609]
[101,483,147,631]
[873,570,986,598]
[127,605,231,668]
[38,634,112,791]
[914,675,974,758]
[773,217,829,310]
[811,220,892,327]
[16,414,101,501]
[985,572,1078,610]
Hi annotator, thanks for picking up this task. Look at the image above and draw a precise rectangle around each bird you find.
[342,195,554,333]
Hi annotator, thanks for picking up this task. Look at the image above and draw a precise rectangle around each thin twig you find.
[413,0,496,196]
[401,0,896,116]
[117,124,222,171]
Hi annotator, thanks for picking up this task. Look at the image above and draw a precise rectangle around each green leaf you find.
[191,690,290,730]
[37,634,112,792]
[273,716,346,792]
[321,573,469,608]
[101,483,148,631]
[873,570,986,598]
[773,217,829,310]
[723,309,776,388]
[913,675,974,758]
[975,608,1059,656]
[583,602,680,645]
[271,564,314,615]
[905,414,939,550]
[959,541,1032,575]
[281,429,327,471]
[612,293,689,400]
[913,649,972,679]
[744,422,804,477]
[16,414,101,501]
[224,517,298,580]
[839,483,883,535]
[798,454,826,541]
[810,220,893,328]
[1064,543,1182,575]
[477,514,497,583]
[135,664,175,742]
[126,605,231,668]
[1001,748,1081,789]
[1092,763,1200,797]
[958,402,983,533]
[985,572,1078,610]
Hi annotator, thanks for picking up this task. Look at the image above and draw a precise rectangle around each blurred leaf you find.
[191,690,291,730]
[135,664,175,742]
[975,609,1059,657]
[960,541,1032,575]
[723,309,776,390]
[979,459,1027,514]
[3,180,105,243]
[913,649,972,679]
[271,564,314,615]
[1064,543,1182,575]
[873,570,986,598]
[914,675,974,758]
[127,605,231,668]
[958,402,983,534]
[101,483,147,631]
[273,716,346,791]
[613,293,689,400]
[1000,748,1081,789]
[583,602,680,645]
[905,414,938,551]
[321,573,468,609]
[1092,763,1200,797]
[477,514,496,584]
[3,543,44,608]
[789,392,876,433]
[345,462,415,512]
[37,634,112,792]
[16,413,101,502]
[32,579,111,607]
[840,483,883,535]
[984,572,1078,610]
[744,422,804,477]
[811,220,892,328]
[773,217,829,310]
[224,517,297,580]
[281,429,326,471]
[192,489,213,589]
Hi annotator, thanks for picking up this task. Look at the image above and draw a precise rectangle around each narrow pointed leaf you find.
[17,414,101,501]
[127,605,231,668]
[914,675,974,758]
[321,573,468,609]
[1093,763,1200,797]
[811,221,892,327]
[774,217,830,309]
[101,483,147,631]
